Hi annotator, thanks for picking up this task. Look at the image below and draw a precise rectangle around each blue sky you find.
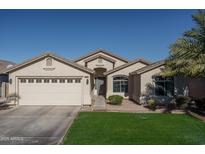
[0,9,196,63]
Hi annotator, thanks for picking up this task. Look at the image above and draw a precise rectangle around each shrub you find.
[194,98,205,111]
[163,101,176,113]
[147,99,157,110]
[108,95,123,105]
[175,96,190,109]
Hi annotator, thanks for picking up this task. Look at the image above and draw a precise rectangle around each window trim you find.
[52,79,58,83]
[36,78,42,83]
[67,79,73,83]
[20,78,26,83]
[28,78,34,83]
[113,75,128,93]
[59,79,65,83]
[75,78,81,83]
[44,79,50,83]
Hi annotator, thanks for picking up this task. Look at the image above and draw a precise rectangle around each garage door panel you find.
[18,78,82,105]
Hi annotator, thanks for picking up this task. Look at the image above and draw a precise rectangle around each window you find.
[20,79,26,83]
[113,76,128,93]
[153,76,174,97]
[28,79,34,83]
[98,57,103,63]
[44,79,50,83]
[36,79,42,83]
[67,79,73,83]
[46,58,52,66]
[75,78,81,83]
[52,79,57,83]
[59,79,65,83]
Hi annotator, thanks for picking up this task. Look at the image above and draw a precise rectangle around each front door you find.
[95,77,106,96]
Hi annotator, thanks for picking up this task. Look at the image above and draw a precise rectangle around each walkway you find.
[92,95,106,110]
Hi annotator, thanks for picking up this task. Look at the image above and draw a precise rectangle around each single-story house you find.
[1,49,205,106]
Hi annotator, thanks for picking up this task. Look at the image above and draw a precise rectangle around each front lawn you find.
[63,112,205,145]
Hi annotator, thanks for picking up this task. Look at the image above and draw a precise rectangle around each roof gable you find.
[104,58,151,75]
[130,60,165,75]
[74,49,129,63]
[4,52,94,74]
[84,54,116,63]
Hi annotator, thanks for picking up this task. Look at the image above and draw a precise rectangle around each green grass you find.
[63,112,205,145]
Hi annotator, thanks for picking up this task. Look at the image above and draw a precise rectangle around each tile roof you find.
[104,58,151,75]
[84,54,116,63]
[3,52,94,74]
[130,60,165,75]
[74,48,129,63]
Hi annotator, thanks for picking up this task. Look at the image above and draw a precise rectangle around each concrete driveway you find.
[0,106,80,145]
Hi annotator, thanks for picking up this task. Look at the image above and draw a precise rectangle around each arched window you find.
[113,76,128,93]
[46,58,52,66]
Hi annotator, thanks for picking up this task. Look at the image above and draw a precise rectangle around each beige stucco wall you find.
[106,62,147,98]
[76,52,127,68]
[140,66,164,95]
[87,58,114,71]
[131,66,166,103]
[8,57,92,105]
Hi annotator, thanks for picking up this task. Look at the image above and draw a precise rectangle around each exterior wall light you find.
[9,79,12,84]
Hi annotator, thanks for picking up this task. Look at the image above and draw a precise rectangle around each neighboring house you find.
[1,49,204,106]
[0,60,15,97]
[0,59,15,82]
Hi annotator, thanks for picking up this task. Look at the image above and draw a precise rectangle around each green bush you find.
[108,95,123,105]
[147,99,157,110]
[176,96,190,109]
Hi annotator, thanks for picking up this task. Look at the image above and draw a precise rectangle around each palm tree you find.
[163,10,205,78]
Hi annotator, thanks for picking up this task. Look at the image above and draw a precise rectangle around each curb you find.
[186,110,205,122]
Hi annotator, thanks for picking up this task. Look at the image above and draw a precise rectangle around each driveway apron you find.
[0,106,80,145]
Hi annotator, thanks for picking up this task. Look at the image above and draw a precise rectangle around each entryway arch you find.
[94,68,107,97]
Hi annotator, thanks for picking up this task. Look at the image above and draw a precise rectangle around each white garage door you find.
[18,78,82,105]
